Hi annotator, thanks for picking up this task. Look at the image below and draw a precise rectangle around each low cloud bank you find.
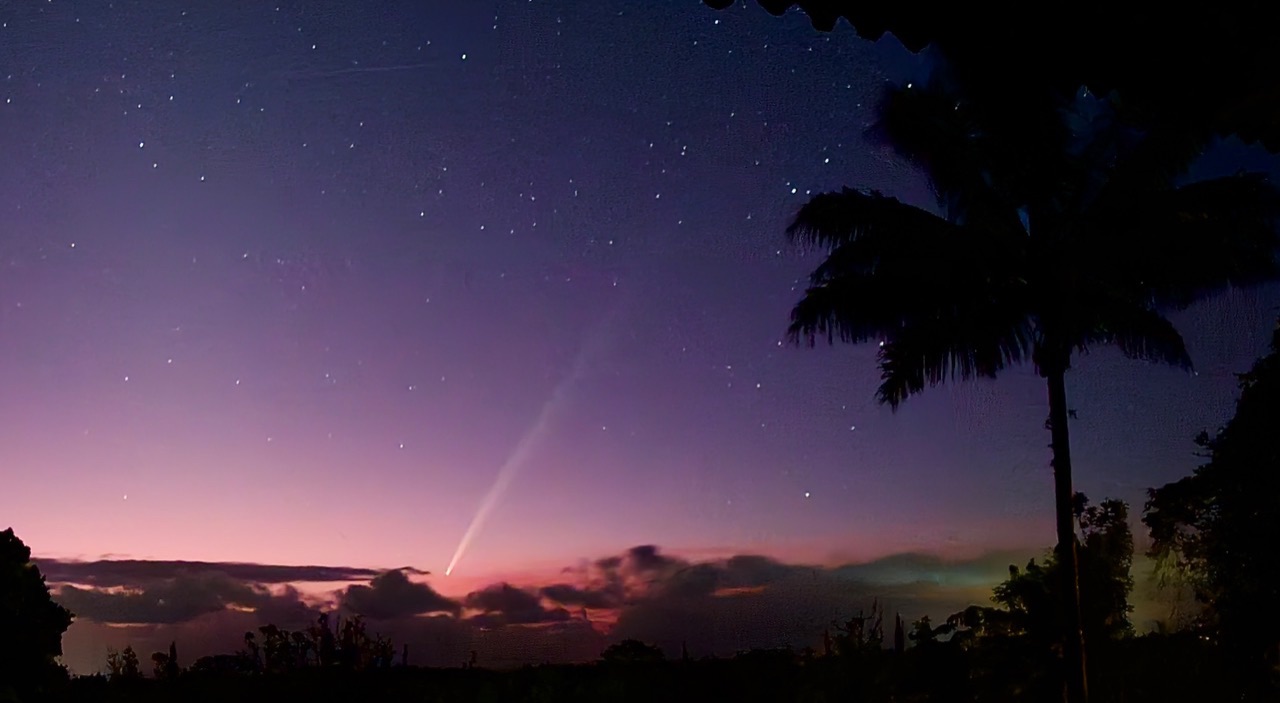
[41,546,1034,674]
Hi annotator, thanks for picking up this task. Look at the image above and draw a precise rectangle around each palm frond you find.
[788,193,1027,327]
[1087,171,1280,308]
[1104,122,1213,195]
[875,309,1036,408]
[785,66,1268,415]
[787,186,1035,408]
[1071,303,1192,370]
[787,281,884,347]
[786,187,957,253]
[874,80,1026,233]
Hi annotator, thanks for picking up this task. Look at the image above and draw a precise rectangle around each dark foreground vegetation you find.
[17,634,1255,703]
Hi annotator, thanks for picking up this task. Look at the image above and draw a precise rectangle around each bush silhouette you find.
[601,639,665,665]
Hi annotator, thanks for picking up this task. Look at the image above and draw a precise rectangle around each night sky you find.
[2,1,1277,671]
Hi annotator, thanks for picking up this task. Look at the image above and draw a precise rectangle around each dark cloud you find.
[554,544,689,608]
[466,582,543,614]
[37,558,390,587]
[545,548,805,608]
[721,555,798,587]
[53,545,1054,675]
[340,569,460,619]
[54,571,306,625]
[539,583,617,609]
[465,583,572,626]
[828,551,1029,587]
[594,555,623,570]
[662,562,722,599]
[609,562,991,657]
[624,545,676,573]
[540,545,1034,659]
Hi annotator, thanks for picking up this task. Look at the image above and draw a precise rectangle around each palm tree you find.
[787,76,1280,702]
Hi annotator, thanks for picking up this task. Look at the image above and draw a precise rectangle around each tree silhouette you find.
[241,630,261,672]
[832,600,884,657]
[1074,498,1134,642]
[601,639,665,665]
[105,645,142,681]
[951,497,1134,647]
[146,641,182,679]
[933,498,1134,699]
[0,528,74,698]
[167,641,179,678]
[150,650,170,679]
[310,612,337,667]
[1145,320,1280,688]
[785,73,1280,702]
[700,1,1280,151]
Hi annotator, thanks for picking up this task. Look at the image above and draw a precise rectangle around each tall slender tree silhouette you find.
[786,73,1280,702]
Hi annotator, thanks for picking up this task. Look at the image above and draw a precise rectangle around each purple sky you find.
[1,0,1276,672]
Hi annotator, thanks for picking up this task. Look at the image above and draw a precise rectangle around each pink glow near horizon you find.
[1,0,1268,606]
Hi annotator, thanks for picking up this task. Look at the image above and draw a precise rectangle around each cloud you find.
[340,569,460,619]
[828,551,1024,587]
[465,583,572,626]
[622,544,677,573]
[542,549,811,609]
[52,545,1045,675]
[54,571,305,625]
[541,545,1024,657]
[609,558,993,657]
[37,558,389,587]
[539,583,617,609]
[536,544,703,610]
[721,554,800,587]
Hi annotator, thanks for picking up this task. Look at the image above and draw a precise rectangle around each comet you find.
[444,309,618,576]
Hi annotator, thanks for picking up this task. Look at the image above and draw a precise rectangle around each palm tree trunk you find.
[1046,368,1089,703]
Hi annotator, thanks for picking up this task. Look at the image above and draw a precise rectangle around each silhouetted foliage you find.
[104,646,141,682]
[950,497,1133,643]
[831,600,883,656]
[1145,321,1280,692]
[146,641,180,681]
[922,497,1135,698]
[223,614,395,676]
[784,57,1280,702]
[188,653,255,677]
[311,612,337,667]
[42,531,1260,702]
[1075,498,1135,642]
[701,1,1280,151]
[954,499,1133,643]
[45,593,1264,703]
[600,639,665,665]
[148,651,167,680]
[0,528,73,699]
